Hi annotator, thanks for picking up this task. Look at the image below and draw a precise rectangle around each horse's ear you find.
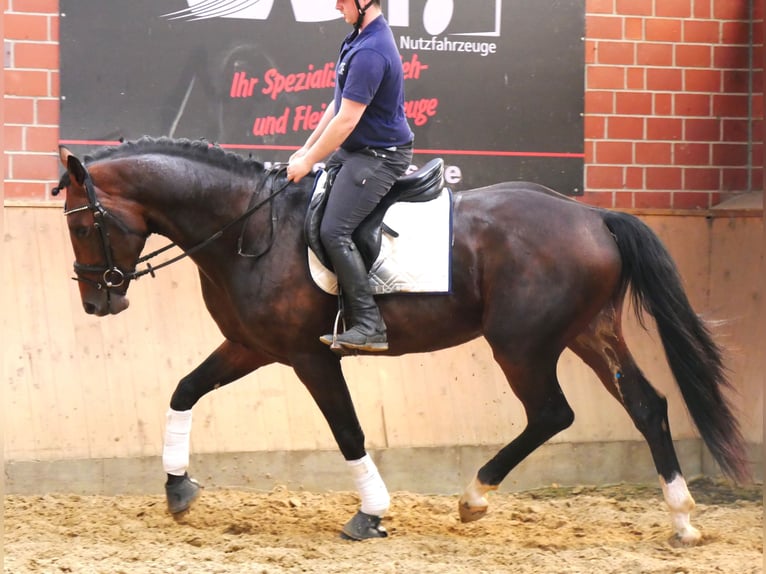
[58,145,73,167]
[66,153,88,186]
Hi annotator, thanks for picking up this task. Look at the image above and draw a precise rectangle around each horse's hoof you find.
[669,526,702,547]
[340,511,388,540]
[459,500,488,523]
[165,473,202,515]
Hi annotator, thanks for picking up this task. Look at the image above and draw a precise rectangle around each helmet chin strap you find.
[354,0,375,29]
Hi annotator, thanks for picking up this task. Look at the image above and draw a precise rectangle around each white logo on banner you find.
[164,0,502,37]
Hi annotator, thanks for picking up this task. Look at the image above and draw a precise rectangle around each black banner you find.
[60,0,584,194]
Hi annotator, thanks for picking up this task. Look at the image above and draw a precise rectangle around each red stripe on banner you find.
[58,140,584,159]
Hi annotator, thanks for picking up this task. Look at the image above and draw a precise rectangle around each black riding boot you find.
[320,243,388,352]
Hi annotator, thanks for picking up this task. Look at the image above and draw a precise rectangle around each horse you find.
[55,137,749,544]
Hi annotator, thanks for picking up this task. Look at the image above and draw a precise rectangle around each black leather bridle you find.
[61,163,291,294]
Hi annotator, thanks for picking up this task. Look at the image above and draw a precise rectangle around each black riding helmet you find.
[353,0,377,29]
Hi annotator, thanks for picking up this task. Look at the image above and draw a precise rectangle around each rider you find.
[287,0,414,352]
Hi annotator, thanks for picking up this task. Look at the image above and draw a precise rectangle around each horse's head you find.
[57,146,149,316]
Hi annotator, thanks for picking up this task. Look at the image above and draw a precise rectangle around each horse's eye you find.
[73,226,90,239]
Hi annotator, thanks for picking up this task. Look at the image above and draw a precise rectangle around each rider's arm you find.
[287,97,366,182]
[290,100,336,161]
[302,97,366,165]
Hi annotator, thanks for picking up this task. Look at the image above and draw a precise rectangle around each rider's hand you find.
[287,155,312,183]
[289,146,308,163]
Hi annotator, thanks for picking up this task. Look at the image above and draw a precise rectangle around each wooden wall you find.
[3,205,763,484]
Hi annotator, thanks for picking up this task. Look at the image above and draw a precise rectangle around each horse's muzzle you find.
[82,292,130,316]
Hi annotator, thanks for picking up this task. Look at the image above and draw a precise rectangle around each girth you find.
[304,157,445,270]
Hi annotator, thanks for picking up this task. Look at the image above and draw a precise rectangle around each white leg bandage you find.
[348,454,390,517]
[162,409,193,476]
[660,474,701,544]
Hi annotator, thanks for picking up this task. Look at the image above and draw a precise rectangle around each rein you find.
[65,164,290,291]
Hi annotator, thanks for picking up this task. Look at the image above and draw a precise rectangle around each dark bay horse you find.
[56,137,749,544]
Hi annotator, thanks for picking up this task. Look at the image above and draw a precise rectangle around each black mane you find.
[83,136,267,177]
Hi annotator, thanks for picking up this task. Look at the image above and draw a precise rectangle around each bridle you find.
[61,163,291,294]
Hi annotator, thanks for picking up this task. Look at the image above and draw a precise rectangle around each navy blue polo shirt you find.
[334,15,414,151]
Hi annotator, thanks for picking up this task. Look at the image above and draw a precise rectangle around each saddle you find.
[304,158,445,271]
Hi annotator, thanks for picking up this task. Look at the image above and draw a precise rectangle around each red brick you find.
[3,180,52,201]
[683,20,720,44]
[646,117,683,140]
[685,69,721,92]
[712,0,750,20]
[586,165,624,188]
[25,125,59,152]
[750,143,762,167]
[693,0,711,18]
[585,40,598,64]
[645,18,682,42]
[721,168,749,191]
[9,152,59,180]
[584,115,606,139]
[584,141,597,164]
[750,167,763,191]
[645,168,682,190]
[587,15,623,39]
[672,192,711,209]
[654,93,673,115]
[616,0,652,16]
[637,43,674,66]
[13,42,58,70]
[724,20,756,45]
[596,141,634,164]
[5,69,49,96]
[626,67,644,89]
[713,143,749,166]
[713,94,750,118]
[656,0,691,18]
[580,190,616,207]
[636,191,672,207]
[608,116,645,139]
[722,119,750,142]
[674,143,711,165]
[675,93,711,116]
[636,142,672,164]
[587,0,616,15]
[615,91,653,114]
[613,191,634,208]
[685,118,721,141]
[675,44,712,67]
[4,97,35,124]
[597,41,635,65]
[646,67,683,91]
[50,70,60,97]
[624,18,644,40]
[588,66,625,89]
[624,166,644,188]
[714,45,751,69]
[585,91,615,114]
[13,0,59,12]
[4,13,49,40]
[36,98,60,125]
[684,167,721,190]
[4,125,24,150]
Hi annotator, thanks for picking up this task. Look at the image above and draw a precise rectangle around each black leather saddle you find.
[304,158,445,271]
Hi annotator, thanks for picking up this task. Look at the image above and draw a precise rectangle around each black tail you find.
[602,211,750,483]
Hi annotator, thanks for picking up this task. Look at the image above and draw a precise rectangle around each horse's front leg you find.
[292,353,390,540]
[164,339,271,515]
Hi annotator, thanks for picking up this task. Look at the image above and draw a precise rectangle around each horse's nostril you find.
[83,302,97,314]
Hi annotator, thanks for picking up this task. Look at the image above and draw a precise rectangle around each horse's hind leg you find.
[569,305,701,545]
[459,347,574,522]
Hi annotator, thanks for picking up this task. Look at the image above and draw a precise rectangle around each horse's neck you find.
[135,160,261,247]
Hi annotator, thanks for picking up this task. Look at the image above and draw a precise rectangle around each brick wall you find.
[3,0,764,207]
[583,0,763,208]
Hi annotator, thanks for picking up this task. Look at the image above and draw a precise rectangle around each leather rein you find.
[62,164,290,293]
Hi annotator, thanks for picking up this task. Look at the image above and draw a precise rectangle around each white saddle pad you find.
[308,188,452,295]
